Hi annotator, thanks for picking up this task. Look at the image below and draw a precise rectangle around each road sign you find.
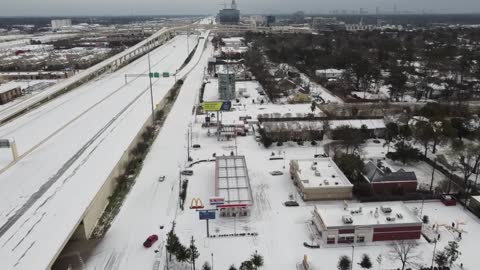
[199,210,216,220]
[209,197,225,206]
[0,139,10,148]
[149,72,154,78]
[202,101,232,112]
[162,72,169,78]
[154,72,160,78]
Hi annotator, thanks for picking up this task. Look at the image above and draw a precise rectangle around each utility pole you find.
[147,49,155,125]
[430,158,436,193]
[431,239,438,269]
[351,245,355,270]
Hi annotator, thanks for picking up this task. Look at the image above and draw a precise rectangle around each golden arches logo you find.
[190,198,204,209]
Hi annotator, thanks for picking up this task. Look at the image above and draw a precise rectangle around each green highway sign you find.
[162,72,169,78]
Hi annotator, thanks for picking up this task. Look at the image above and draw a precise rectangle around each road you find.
[82,33,213,270]
[0,32,202,270]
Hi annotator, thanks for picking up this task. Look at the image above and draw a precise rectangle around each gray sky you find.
[1,0,480,16]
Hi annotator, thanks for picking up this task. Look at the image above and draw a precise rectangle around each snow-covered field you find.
[0,32,205,270]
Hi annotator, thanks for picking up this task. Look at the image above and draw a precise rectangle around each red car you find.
[143,234,158,248]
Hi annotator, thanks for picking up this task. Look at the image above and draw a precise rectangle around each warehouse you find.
[289,158,353,201]
[312,202,422,245]
[214,155,254,217]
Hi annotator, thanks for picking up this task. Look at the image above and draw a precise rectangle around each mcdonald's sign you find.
[190,198,205,209]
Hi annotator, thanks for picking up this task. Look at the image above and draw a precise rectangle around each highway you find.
[0,30,206,270]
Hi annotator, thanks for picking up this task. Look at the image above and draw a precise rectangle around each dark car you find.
[192,144,201,149]
[181,170,194,176]
[284,201,299,207]
[143,234,159,248]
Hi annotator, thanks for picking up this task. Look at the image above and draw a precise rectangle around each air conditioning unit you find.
[342,215,354,224]
[381,206,392,214]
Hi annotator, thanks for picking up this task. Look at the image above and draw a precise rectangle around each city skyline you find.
[2,0,480,16]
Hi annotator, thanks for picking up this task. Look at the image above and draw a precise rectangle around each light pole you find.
[283,151,286,169]
[211,253,214,270]
[430,158,436,193]
[430,239,438,269]
[147,50,155,125]
[351,245,355,270]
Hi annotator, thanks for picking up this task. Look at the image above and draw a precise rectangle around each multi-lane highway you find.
[0,28,207,270]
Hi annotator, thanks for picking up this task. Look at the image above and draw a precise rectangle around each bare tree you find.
[388,240,422,270]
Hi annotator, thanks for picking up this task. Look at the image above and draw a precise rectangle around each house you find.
[363,161,418,195]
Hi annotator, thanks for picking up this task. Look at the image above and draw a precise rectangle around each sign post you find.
[198,209,217,237]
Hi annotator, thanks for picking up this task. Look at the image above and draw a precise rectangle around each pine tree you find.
[228,265,237,270]
[202,262,211,270]
[251,252,264,269]
[359,254,372,269]
[337,255,351,270]
[190,236,200,270]
[444,241,461,267]
[434,251,449,267]
[166,230,180,261]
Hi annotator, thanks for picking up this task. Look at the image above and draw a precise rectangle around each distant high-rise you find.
[51,19,72,30]
[218,0,240,25]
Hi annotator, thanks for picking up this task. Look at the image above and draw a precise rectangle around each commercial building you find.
[315,69,345,80]
[214,155,254,217]
[312,202,422,244]
[218,0,240,25]
[311,17,346,31]
[218,65,236,100]
[363,161,418,194]
[0,71,73,81]
[51,19,72,30]
[0,82,23,104]
[289,158,353,201]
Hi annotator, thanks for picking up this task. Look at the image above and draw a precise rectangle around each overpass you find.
[0,24,209,269]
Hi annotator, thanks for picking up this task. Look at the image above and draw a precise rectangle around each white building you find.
[51,19,72,30]
[289,158,353,201]
[312,202,422,245]
[315,69,345,80]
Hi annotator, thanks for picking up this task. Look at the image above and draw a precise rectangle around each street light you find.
[211,253,214,270]
[351,245,355,270]
[147,50,155,125]
[430,238,438,269]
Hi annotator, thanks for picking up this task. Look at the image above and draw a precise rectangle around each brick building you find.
[363,161,418,194]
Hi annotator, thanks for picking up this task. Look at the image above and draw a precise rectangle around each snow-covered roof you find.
[0,81,22,94]
[315,202,422,228]
[291,158,352,188]
[330,119,386,130]
[214,155,253,205]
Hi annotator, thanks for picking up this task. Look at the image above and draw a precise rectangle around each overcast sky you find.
[1,0,480,16]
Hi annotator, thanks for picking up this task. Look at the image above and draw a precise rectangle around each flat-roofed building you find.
[312,202,422,245]
[214,155,253,217]
[0,82,23,104]
[289,158,353,201]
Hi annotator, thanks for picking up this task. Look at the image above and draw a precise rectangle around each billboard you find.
[201,101,232,112]
[199,210,216,220]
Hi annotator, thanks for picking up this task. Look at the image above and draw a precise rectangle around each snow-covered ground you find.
[0,33,205,270]
[77,43,478,269]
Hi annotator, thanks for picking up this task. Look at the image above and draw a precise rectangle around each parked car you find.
[181,170,194,176]
[284,201,299,207]
[158,176,165,182]
[192,144,201,149]
[143,234,158,248]
[270,171,284,176]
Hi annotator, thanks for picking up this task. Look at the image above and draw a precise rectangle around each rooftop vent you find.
[342,215,353,224]
[381,206,392,214]
[386,217,396,222]
[396,213,404,219]
[315,170,321,176]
